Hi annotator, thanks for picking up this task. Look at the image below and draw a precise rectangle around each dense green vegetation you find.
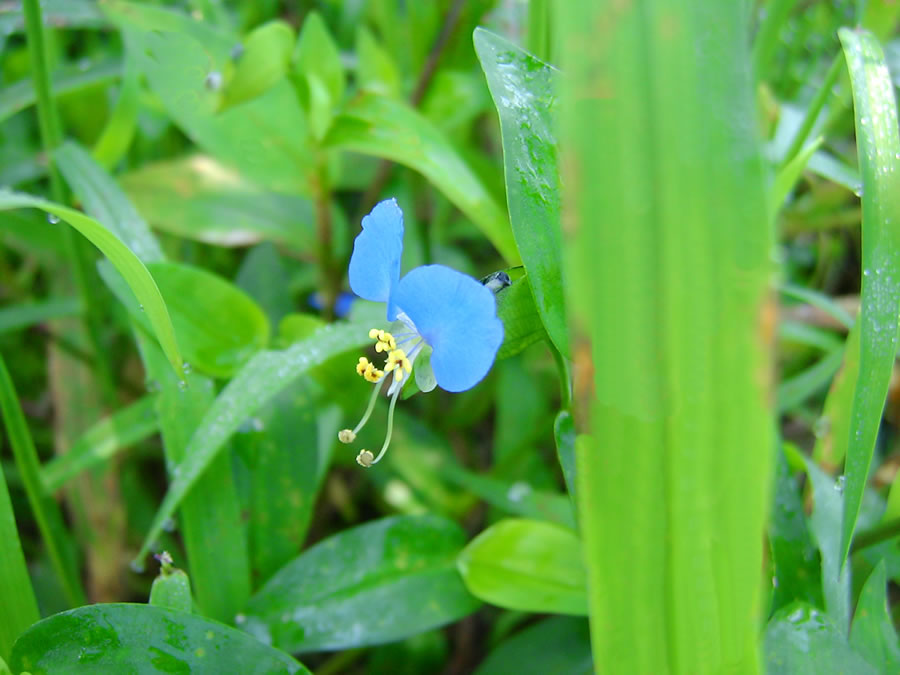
[2,1,900,672]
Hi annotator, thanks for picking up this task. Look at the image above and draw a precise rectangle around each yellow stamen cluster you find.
[384,349,412,382]
[356,357,384,383]
[369,328,396,353]
[356,449,375,468]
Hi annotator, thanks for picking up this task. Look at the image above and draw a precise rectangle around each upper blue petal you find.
[394,265,503,392]
[348,199,404,319]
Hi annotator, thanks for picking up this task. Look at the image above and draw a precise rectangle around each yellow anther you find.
[369,328,380,339]
[363,363,383,383]
[356,357,370,377]
[394,369,404,382]
[357,449,375,468]
[338,429,356,444]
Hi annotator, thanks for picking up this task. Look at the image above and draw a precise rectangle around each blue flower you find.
[339,198,504,467]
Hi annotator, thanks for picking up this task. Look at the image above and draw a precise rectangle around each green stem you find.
[780,53,843,168]
[24,0,117,406]
[312,157,338,320]
[527,0,551,62]
[851,517,900,554]
[550,342,573,412]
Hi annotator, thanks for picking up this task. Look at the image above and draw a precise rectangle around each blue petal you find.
[348,199,404,318]
[394,265,503,392]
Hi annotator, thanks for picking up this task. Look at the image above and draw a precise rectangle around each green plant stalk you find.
[550,342,573,412]
[780,54,844,169]
[0,353,85,607]
[312,157,339,320]
[560,2,773,671]
[0,442,40,661]
[23,0,117,407]
[751,0,800,83]
[527,0,551,63]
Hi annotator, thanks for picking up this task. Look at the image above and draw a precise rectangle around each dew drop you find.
[139,304,145,311]
[46,213,60,224]
[177,380,188,392]
[130,560,146,574]
[182,362,193,375]
[834,475,846,494]
[235,613,247,625]
[161,517,177,532]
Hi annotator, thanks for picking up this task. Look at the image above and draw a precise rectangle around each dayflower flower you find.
[339,199,504,468]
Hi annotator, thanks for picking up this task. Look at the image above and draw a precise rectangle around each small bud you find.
[338,429,356,444]
[356,449,375,467]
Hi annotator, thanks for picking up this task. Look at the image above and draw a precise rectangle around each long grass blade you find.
[560,2,773,670]
[835,27,900,568]
[0,440,39,661]
[0,353,85,607]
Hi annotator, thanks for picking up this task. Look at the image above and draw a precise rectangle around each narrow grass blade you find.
[850,562,900,671]
[0,298,81,335]
[137,332,250,623]
[92,59,139,168]
[0,192,182,376]
[776,347,844,412]
[836,27,900,567]
[0,59,120,124]
[560,2,773,671]
[133,321,371,564]
[55,141,164,263]
[0,354,85,607]
[40,396,158,493]
[0,443,39,661]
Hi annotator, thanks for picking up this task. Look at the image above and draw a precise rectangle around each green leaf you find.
[41,396,158,493]
[232,380,341,584]
[837,27,900,567]
[850,561,900,671]
[355,26,402,98]
[221,20,294,110]
[133,321,371,564]
[441,464,575,529]
[0,437,39,661]
[457,518,587,615]
[560,2,773,670]
[764,603,877,675]
[55,140,164,263]
[107,1,312,194]
[0,191,183,376]
[812,324,860,468]
[0,297,81,335]
[149,560,193,615]
[474,29,568,357]
[0,0,107,34]
[495,275,547,359]
[242,515,480,652]
[292,12,345,111]
[474,617,592,675]
[92,59,140,169]
[103,261,269,378]
[768,449,822,614]
[0,59,120,124]
[119,155,315,250]
[554,410,577,503]
[0,354,84,608]
[804,456,850,631]
[325,94,518,264]
[9,604,310,674]
[235,242,294,330]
